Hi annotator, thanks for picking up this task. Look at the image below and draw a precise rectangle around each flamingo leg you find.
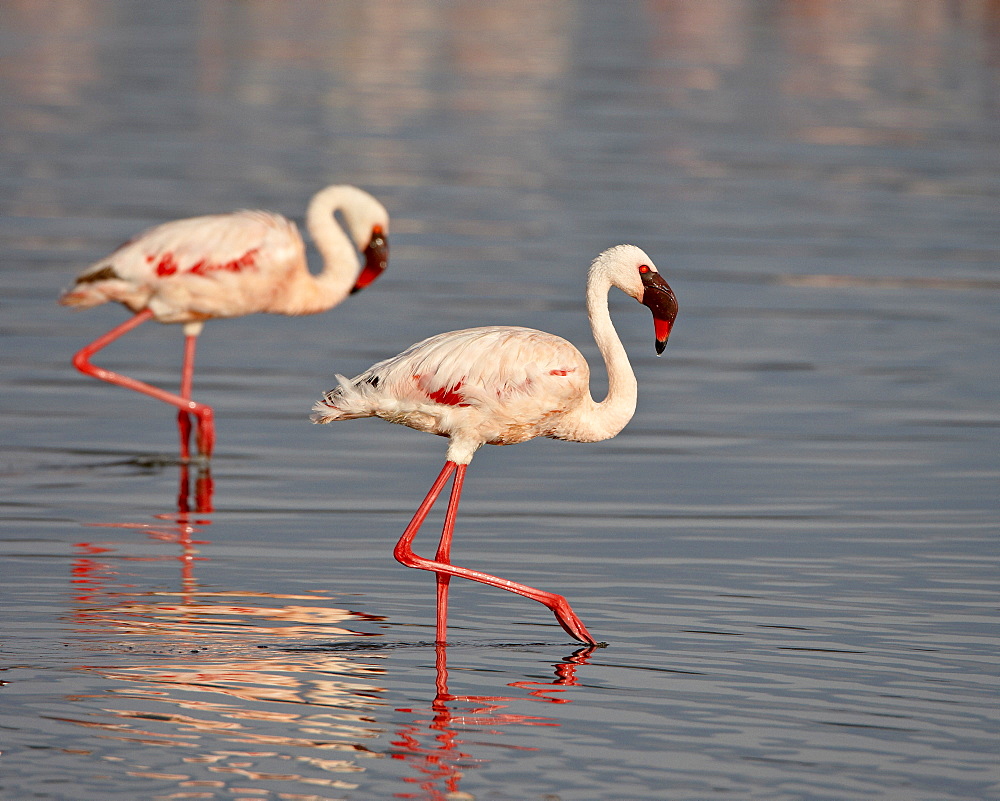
[434,464,465,643]
[71,309,216,459]
[394,461,597,645]
[176,332,197,459]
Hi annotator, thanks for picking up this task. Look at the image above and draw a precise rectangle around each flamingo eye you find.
[638,264,651,274]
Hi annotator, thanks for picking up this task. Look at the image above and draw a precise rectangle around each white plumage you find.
[315,326,588,457]
[60,184,389,325]
[312,244,678,644]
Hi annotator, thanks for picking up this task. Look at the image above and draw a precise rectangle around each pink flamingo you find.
[60,185,390,460]
[312,244,678,644]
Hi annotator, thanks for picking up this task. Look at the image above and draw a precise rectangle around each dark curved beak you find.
[640,271,678,355]
[350,226,389,294]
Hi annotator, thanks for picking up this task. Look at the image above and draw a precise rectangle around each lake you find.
[1,2,998,799]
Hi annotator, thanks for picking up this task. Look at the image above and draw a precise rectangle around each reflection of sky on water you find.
[60,650,387,794]
[52,643,596,799]
[63,532,392,794]
[55,469,597,798]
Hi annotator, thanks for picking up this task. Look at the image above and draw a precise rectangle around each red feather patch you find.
[416,376,471,407]
[188,247,260,276]
[154,253,179,277]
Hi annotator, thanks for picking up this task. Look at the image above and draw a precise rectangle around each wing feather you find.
[59,211,303,317]
[314,326,588,429]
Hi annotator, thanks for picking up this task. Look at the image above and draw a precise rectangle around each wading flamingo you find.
[312,244,677,644]
[60,185,390,460]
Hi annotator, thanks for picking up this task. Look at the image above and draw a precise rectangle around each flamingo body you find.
[316,325,593,463]
[59,210,307,323]
[60,185,389,324]
[313,244,678,643]
[61,185,390,459]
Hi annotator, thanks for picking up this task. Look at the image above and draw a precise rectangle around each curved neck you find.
[586,270,639,436]
[299,187,363,311]
[555,270,638,443]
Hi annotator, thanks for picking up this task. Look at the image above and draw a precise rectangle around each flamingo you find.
[311,244,678,644]
[59,185,390,460]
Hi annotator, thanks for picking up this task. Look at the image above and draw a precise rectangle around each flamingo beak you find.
[640,271,678,355]
[350,226,389,294]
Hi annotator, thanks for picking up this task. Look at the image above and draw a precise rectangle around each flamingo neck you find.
[297,187,363,313]
[590,269,640,435]
[559,269,638,443]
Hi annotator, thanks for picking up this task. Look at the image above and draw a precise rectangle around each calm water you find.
[2,2,998,799]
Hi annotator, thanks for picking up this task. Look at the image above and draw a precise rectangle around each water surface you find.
[1,2,998,799]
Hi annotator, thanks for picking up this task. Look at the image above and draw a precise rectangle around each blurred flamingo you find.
[60,185,390,460]
[312,244,678,644]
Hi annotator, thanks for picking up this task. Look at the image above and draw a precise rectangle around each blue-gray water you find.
[1,2,998,799]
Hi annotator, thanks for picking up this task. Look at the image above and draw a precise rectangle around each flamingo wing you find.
[314,326,589,440]
[59,211,303,319]
[402,326,585,407]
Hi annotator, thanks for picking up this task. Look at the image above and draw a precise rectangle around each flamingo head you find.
[350,224,389,294]
[598,244,678,355]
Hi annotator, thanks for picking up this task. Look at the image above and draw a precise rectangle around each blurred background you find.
[1,2,998,800]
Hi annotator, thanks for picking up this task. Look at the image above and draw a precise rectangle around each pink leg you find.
[393,461,597,645]
[395,461,456,641]
[177,333,196,459]
[433,464,465,643]
[71,310,215,459]
[175,332,214,459]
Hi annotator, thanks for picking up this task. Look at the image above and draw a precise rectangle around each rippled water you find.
[2,2,998,799]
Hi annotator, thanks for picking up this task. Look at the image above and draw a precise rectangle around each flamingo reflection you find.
[69,461,383,641]
[63,462,393,797]
[175,460,214,515]
[391,644,596,799]
[70,462,213,629]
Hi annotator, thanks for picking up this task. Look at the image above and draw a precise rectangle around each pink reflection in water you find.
[392,643,596,799]
[68,463,382,642]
